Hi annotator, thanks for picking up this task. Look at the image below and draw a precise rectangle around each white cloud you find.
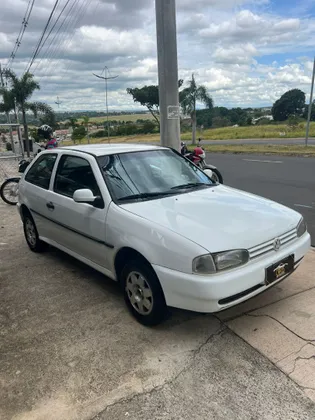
[213,44,258,64]
[0,0,315,111]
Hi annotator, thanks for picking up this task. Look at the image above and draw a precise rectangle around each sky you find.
[0,0,315,111]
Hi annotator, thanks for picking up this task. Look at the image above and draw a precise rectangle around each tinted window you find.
[54,155,101,198]
[25,154,57,189]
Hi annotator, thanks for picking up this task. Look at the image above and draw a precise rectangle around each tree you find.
[67,117,78,130]
[81,115,90,143]
[303,102,315,121]
[72,125,86,143]
[212,116,230,128]
[272,89,305,121]
[196,109,212,128]
[228,108,249,126]
[127,85,159,126]
[127,80,183,128]
[0,86,15,148]
[179,74,213,144]
[4,70,55,156]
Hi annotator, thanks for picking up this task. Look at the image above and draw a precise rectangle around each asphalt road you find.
[208,153,315,246]
[201,137,315,145]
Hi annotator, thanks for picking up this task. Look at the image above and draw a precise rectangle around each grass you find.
[69,113,155,124]
[181,122,315,141]
[203,144,315,156]
[62,136,315,156]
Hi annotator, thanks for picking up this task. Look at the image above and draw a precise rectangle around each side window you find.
[54,155,101,198]
[25,154,57,190]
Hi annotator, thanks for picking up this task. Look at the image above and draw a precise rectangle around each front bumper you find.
[153,232,311,313]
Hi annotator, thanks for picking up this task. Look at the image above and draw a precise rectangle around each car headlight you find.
[193,249,249,274]
[192,254,216,274]
[297,218,307,237]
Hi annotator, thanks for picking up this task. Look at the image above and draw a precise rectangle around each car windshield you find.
[97,149,214,202]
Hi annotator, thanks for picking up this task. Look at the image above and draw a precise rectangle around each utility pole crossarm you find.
[93,67,118,140]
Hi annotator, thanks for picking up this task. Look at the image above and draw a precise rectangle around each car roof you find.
[61,143,167,156]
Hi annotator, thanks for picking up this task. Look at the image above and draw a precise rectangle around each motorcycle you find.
[0,159,30,205]
[181,143,223,184]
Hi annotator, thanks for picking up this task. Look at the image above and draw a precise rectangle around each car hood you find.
[120,185,301,252]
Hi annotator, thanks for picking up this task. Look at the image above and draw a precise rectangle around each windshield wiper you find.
[171,182,211,190]
[118,191,175,202]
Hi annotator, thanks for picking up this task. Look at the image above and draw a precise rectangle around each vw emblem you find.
[273,238,281,251]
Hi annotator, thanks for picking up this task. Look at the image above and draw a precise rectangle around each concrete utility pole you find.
[305,56,315,146]
[155,0,181,151]
[0,63,15,152]
[93,67,118,140]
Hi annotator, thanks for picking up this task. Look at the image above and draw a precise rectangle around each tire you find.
[0,178,19,205]
[23,212,47,253]
[204,166,223,184]
[121,259,169,326]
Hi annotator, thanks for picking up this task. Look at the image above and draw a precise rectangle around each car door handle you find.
[46,202,55,210]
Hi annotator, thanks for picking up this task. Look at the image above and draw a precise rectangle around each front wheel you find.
[204,166,223,184]
[0,178,20,205]
[122,259,169,326]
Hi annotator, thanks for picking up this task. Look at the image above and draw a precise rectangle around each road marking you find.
[294,204,313,209]
[243,159,283,164]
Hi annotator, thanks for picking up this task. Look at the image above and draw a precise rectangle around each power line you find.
[6,0,36,69]
[34,0,73,63]
[24,0,61,73]
[35,0,89,82]
[37,0,96,86]
[33,0,81,76]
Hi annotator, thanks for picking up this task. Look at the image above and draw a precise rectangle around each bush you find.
[287,115,301,130]
[93,130,107,138]
[256,118,273,125]
[141,120,156,134]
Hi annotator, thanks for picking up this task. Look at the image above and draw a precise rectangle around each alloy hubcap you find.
[25,219,36,246]
[126,271,153,315]
[3,184,18,201]
[212,172,219,183]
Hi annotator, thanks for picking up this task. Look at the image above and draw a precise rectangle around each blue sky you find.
[0,0,314,110]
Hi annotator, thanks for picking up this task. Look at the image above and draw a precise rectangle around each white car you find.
[17,144,311,325]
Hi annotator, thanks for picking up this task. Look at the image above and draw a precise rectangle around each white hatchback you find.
[17,144,311,325]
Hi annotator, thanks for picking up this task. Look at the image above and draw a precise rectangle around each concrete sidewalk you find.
[218,249,315,403]
[1,201,315,420]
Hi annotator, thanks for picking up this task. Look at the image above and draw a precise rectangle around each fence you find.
[0,154,22,184]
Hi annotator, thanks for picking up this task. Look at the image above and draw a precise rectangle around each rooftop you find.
[62,143,165,156]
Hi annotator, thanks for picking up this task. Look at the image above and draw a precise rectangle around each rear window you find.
[25,154,57,190]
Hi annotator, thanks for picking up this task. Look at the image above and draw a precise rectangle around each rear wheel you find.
[23,213,47,252]
[121,259,169,326]
[0,179,19,205]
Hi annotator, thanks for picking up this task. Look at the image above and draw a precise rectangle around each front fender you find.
[204,163,217,170]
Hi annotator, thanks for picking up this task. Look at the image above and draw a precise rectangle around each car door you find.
[21,153,58,240]
[45,153,112,271]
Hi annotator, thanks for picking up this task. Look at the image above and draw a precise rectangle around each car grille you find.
[248,228,297,259]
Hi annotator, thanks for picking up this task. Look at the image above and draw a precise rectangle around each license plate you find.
[265,255,294,285]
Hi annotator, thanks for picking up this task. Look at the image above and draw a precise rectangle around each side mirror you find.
[73,189,104,208]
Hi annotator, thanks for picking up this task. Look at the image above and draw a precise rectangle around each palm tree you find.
[3,70,54,156]
[0,86,15,149]
[179,74,213,144]
[66,117,78,143]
